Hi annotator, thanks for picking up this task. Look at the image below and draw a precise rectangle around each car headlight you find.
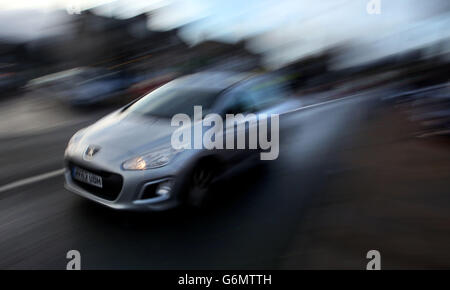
[122,147,181,170]
[66,129,86,153]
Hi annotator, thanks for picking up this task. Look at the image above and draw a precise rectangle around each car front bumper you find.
[64,171,180,211]
[63,156,192,211]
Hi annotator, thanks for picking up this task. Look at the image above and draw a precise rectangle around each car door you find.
[217,89,260,163]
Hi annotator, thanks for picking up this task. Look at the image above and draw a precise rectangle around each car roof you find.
[171,71,255,91]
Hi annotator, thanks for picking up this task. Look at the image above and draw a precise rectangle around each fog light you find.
[156,180,173,196]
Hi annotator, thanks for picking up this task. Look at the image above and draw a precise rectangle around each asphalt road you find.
[0,95,372,269]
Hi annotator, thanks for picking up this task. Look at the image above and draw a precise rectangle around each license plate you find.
[72,167,103,188]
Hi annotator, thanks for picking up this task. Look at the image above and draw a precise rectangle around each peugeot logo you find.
[84,145,100,160]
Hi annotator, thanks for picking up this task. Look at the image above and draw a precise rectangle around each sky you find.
[0,0,448,67]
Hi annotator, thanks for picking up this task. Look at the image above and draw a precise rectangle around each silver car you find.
[64,72,301,211]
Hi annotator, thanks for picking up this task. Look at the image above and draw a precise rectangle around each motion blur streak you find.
[0,0,449,269]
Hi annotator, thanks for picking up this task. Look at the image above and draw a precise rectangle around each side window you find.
[221,80,289,115]
[223,91,257,115]
[247,83,286,111]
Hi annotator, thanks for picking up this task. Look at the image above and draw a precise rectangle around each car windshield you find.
[126,85,220,118]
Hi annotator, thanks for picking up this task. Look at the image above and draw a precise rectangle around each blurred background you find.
[0,0,449,269]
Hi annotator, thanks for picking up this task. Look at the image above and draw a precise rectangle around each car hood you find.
[78,111,176,163]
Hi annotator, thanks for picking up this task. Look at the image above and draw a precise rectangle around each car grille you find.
[67,161,123,201]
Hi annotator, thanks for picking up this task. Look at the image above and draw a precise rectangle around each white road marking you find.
[0,169,65,193]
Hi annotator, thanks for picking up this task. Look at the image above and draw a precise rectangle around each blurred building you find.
[24,9,262,78]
